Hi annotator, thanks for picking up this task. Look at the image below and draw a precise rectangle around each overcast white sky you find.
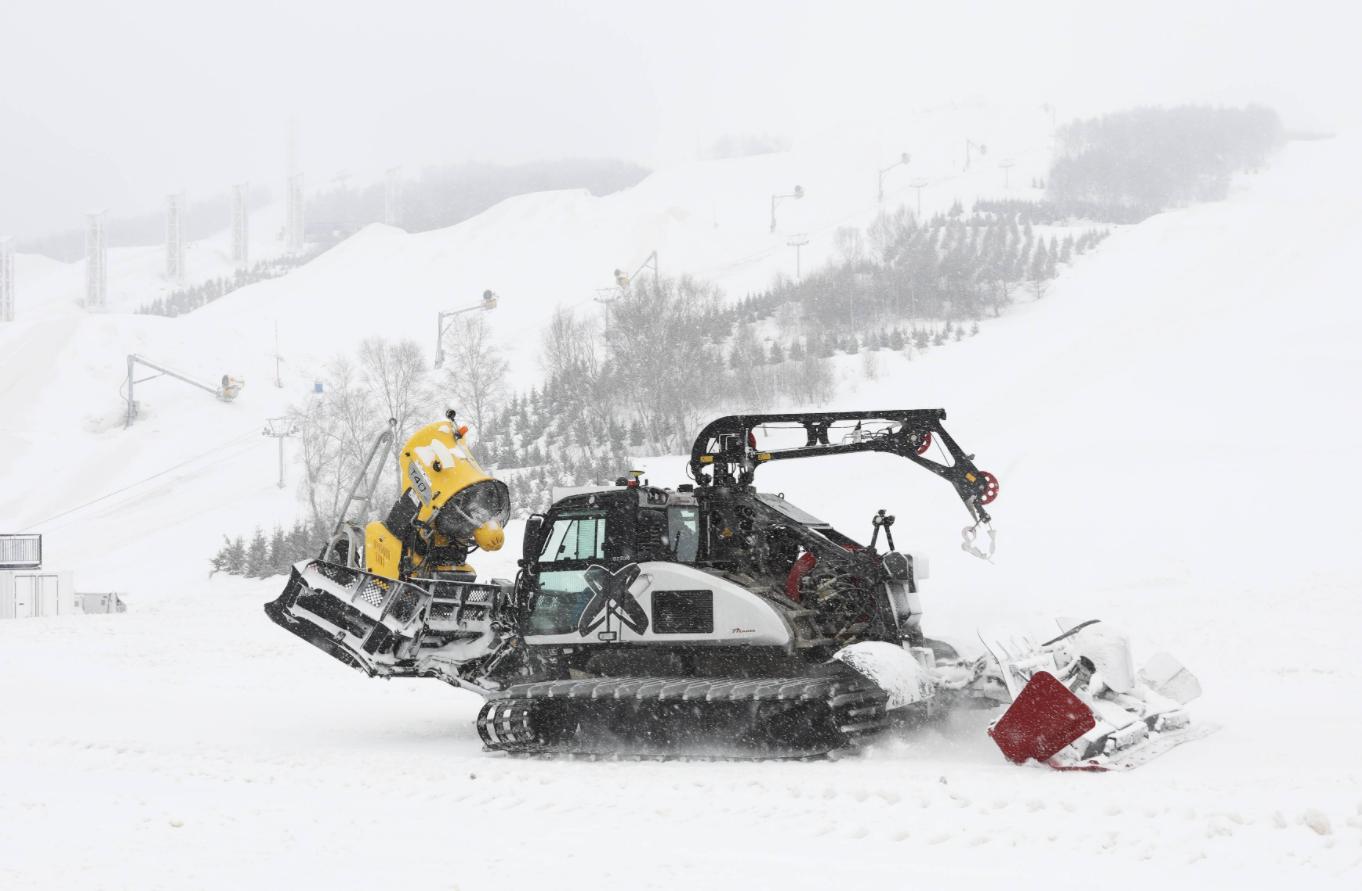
[1,0,1357,238]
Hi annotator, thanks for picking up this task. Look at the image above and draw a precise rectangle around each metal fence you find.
[0,534,41,569]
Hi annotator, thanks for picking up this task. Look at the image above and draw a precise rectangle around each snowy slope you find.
[11,202,289,319]
[0,103,1050,593]
[3,124,1362,889]
[181,102,1052,391]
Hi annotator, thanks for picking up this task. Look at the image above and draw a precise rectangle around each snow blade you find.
[988,671,1096,764]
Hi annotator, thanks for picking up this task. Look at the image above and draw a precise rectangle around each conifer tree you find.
[269,526,289,575]
[246,528,270,578]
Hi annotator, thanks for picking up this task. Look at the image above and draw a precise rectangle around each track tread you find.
[476,672,889,758]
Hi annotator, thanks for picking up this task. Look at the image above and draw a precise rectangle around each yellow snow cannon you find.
[363,413,510,580]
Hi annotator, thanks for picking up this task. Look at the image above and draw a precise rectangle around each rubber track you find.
[476,673,889,758]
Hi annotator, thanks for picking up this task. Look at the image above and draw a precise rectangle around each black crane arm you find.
[687,410,998,523]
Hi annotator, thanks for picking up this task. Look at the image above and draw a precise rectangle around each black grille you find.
[652,590,714,634]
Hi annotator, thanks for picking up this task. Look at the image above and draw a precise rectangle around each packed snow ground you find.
[4,128,1362,888]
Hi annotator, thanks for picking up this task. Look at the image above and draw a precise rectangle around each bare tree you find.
[289,356,380,533]
[784,356,835,404]
[607,276,722,449]
[441,314,509,434]
[290,340,436,533]
[728,324,778,410]
[866,207,912,264]
[833,226,865,266]
[542,305,599,382]
[359,337,431,443]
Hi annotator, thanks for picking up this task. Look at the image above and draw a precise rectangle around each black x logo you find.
[578,563,649,638]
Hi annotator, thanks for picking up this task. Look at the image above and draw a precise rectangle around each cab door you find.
[525,509,609,635]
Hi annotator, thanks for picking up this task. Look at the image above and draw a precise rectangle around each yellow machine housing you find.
[363,417,509,581]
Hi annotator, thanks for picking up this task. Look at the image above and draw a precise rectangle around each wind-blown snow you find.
[2,119,1361,889]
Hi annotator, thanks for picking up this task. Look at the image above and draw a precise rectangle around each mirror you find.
[522,514,545,563]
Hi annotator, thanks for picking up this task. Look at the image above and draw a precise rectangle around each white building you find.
[0,534,79,618]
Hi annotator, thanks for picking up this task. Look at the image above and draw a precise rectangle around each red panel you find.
[989,671,1096,764]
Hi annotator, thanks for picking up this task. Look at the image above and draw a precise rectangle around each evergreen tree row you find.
[136,250,321,317]
[210,521,323,578]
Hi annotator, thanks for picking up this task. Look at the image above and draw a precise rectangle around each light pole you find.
[999,158,1015,190]
[770,185,804,233]
[877,152,911,203]
[612,251,660,291]
[1041,102,1057,136]
[964,139,987,171]
[262,417,298,489]
[435,289,498,368]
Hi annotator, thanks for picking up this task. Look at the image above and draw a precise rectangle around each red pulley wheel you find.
[915,430,933,455]
[977,470,1000,505]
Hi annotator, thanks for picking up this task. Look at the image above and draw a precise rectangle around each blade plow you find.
[982,623,1214,771]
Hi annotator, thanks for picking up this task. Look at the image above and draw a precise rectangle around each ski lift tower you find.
[284,119,305,253]
[908,178,930,218]
[166,192,187,283]
[384,166,404,228]
[231,183,250,268]
[786,234,809,283]
[0,236,14,322]
[262,416,299,489]
[85,211,107,309]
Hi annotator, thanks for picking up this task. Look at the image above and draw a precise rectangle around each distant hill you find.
[20,157,650,261]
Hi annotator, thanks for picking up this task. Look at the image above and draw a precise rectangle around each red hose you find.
[785,551,817,601]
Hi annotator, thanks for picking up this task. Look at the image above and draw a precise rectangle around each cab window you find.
[539,512,605,563]
[668,506,700,562]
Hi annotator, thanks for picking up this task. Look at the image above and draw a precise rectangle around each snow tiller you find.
[265,409,1207,768]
